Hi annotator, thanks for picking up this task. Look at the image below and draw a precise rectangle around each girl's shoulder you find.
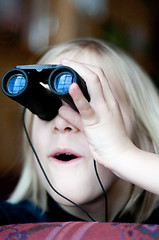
[145,205,159,224]
[116,205,159,224]
[0,200,47,225]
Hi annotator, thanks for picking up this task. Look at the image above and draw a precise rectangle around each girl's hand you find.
[59,59,134,170]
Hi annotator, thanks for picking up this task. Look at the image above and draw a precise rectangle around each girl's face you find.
[32,49,133,220]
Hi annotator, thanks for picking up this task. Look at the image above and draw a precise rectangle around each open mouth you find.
[54,153,78,162]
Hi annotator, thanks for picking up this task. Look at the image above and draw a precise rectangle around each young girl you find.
[1,37,159,224]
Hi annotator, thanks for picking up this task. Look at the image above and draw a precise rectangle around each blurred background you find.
[0,0,158,199]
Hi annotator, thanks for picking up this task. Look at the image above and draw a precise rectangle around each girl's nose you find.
[52,115,79,133]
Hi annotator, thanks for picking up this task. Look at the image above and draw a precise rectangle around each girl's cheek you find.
[32,118,44,144]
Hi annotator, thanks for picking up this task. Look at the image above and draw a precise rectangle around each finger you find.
[58,105,83,130]
[75,62,118,108]
[84,63,118,109]
[69,83,98,125]
[81,63,114,95]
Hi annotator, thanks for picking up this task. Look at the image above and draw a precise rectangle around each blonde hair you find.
[9,38,159,222]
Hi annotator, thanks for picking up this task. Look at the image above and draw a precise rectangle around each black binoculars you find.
[1,64,90,121]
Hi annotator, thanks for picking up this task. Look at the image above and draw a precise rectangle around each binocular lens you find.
[7,74,26,95]
[54,72,73,94]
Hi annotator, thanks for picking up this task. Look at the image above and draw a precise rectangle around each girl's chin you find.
[52,195,92,207]
[48,183,102,207]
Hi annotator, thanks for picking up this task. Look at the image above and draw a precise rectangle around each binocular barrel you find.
[1,65,90,121]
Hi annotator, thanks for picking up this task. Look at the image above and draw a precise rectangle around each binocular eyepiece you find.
[1,64,90,121]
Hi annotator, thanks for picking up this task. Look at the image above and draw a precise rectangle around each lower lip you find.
[48,156,82,164]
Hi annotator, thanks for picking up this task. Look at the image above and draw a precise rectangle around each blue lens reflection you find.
[7,74,26,95]
[54,72,73,94]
